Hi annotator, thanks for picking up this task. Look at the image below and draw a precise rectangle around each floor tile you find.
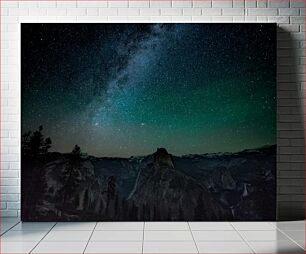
[1,241,37,253]
[248,240,305,253]
[143,241,198,253]
[275,221,305,231]
[96,222,144,231]
[52,222,96,231]
[12,222,55,231]
[239,230,291,241]
[90,230,143,241]
[197,241,253,253]
[0,230,47,242]
[231,222,275,231]
[1,221,21,234]
[85,241,142,253]
[42,230,92,242]
[32,241,87,253]
[189,222,234,231]
[192,230,242,241]
[145,222,190,230]
[144,230,193,241]
[282,230,305,249]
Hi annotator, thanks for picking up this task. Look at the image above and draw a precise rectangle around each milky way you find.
[22,24,276,157]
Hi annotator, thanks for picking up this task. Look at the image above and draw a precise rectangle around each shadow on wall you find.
[277,27,305,220]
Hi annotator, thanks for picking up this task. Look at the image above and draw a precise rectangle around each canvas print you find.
[21,24,276,221]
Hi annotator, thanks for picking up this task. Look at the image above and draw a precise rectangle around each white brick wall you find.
[0,0,305,219]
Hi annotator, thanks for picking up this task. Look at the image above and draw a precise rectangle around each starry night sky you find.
[22,24,276,157]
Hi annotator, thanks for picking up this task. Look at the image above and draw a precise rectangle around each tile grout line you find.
[276,227,306,251]
[29,222,58,254]
[142,221,145,254]
[0,220,20,236]
[187,221,200,254]
[229,222,256,254]
[83,222,98,254]
[268,221,277,229]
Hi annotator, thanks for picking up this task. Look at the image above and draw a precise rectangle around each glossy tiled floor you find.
[0,218,304,253]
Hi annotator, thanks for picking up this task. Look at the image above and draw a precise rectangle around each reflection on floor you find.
[0,218,304,253]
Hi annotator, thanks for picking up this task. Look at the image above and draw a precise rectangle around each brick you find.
[202,8,221,15]
[9,163,20,170]
[279,186,304,194]
[1,8,9,16]
[257,0,267,8]
[47,8,67,16]
[172,0,192,7]
[279,130,304,138]
[0,154,18,162]
[161,8,183,16]
[278,178,305,186]
[76,16,107,21]
[257,16,268,22]
[278,8,300,15]
[245,0,256,7]
[172,16,192,22]
[212,0,233,8]
[233,0,244,7]
[193,0,211,7]
[278,195,305,202]
[1,186,20,194]
[38,1,56,8]
[99,8,118,16]
[212,16,233,22]
[7,202,20,210]
[290,139,305,146]
[290,16,305,24]
[192,16,212,22]
[222,8,244,15]
[8,8,29,16]
[78,1,107,8]
[149,0,171,7]
[279,147,304,154]
[290,0,305,7]
[0,178,19,186]
[268,16,289,23]
[2,1,18,8]
[0,170,19,178]
[183,8,202,16]
[1,202,7,210]
[150,16,172,22]
[279,171,305,178]
[29,8,48,16]
[0,162,10,170]
[118,8,140,16]
[108,0,129,8]
[268,0,290,7]
[140,8,160,16]
[1,210,18,217]
[278,24,300,32]
[57,1,77,8]
[233,16,245,22]
[86,8,99,16]
[128,0,149,7]
[67,8,87,16]
[247,8,278,15]
[0,194,19,202]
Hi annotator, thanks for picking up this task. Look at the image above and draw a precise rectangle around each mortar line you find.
[29,222,57,253]
[83,222,98,254]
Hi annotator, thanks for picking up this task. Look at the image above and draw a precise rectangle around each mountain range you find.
[22,145,276,221]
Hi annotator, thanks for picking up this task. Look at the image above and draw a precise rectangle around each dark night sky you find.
[22,24,276,157]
